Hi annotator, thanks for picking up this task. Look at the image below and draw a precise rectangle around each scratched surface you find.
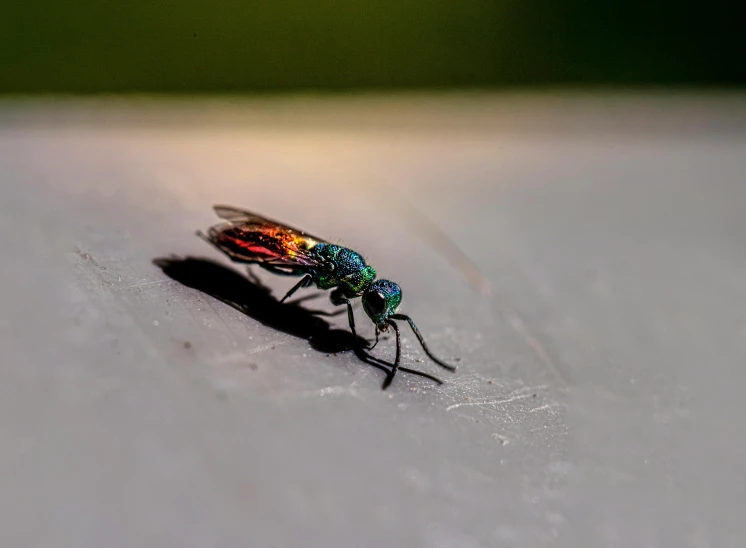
[1,94,745,547]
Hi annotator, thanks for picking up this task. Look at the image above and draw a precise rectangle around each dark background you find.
[3,0,744,92]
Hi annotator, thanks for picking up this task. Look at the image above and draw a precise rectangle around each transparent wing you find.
[205,205,331,270]
[213,205,327,240]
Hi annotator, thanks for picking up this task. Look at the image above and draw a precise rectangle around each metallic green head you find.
[362,279,402,327]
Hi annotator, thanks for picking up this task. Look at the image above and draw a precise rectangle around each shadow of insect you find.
[153,256,443,389]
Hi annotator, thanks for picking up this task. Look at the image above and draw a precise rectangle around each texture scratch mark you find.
[503,312,566,386]
[210,342,291,366]
[380,182,493,297]
[305,383,361,398]
[122,279,173,290]
[445,392,538,412]
[529,403,552,413]
[245,340,292,355]
[270,383,365,404]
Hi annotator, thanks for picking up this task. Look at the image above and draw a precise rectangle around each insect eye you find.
[366,291,386,317]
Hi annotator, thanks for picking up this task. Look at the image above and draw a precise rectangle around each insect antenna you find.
[391,313,456,372]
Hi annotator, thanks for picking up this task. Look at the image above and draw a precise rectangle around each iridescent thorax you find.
[311,243,377,294]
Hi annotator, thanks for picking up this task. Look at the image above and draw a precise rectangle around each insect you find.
[200,205,456,383]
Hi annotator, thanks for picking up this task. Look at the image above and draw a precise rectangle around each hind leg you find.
[281,274,314,303]
[245,265,263,285]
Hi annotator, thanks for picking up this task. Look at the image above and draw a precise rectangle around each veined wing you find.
[206,205,330,271]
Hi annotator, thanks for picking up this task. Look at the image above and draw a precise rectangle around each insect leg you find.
[330,289,361,347]
[391,313,456,372]
[245,266,262,285]
[344,300,359,343]
[386,319,401,379]
[369,326,380,350]
[280,274,313,303]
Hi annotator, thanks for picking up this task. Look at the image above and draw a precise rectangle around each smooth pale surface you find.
[1,93,745,547]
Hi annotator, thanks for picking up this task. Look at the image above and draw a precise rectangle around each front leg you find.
[380,319,402,390]
[330,288,361,348]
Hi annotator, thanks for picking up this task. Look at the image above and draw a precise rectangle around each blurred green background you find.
[2,0,744,92]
